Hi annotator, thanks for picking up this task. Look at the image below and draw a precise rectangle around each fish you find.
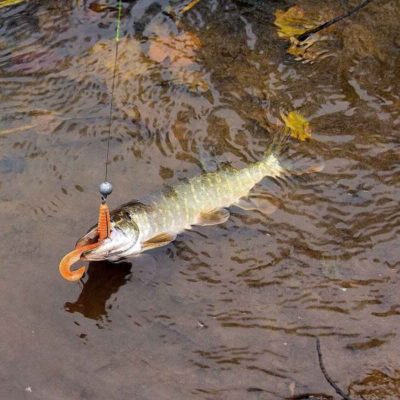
[60,133,322,281]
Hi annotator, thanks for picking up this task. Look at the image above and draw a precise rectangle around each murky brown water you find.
[0,0,399,399]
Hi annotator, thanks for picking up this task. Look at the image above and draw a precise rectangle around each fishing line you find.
[98,0,124,240]
[59,1,125,281]
[104,0,123,183]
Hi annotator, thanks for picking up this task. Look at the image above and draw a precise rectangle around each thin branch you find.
[297,0,375,42]
[180,0,201,14]
[316,337,353,400]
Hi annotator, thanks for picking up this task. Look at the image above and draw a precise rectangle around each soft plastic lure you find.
[59,203,111,281]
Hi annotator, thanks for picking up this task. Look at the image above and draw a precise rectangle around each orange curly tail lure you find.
[59,202,111,282]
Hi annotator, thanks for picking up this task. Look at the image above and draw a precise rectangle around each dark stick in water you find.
[316,337,353,400]
[297,0,375,42]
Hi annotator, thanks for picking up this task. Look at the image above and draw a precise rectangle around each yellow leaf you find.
[0,0,25,8]
[274,6,316,39]
[281,111,312,141]
[274,6,334,63]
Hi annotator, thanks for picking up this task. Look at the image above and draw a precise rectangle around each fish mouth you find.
[60,224,139,281]
[74,226,112,259]
[80,243,110,261]
[59,236,114,281]
[75,226,99,248]
[79,227,139,261]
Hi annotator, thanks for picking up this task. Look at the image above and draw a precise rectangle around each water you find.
[0,0,399,399]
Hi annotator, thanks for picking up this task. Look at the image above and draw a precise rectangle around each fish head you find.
[76,218,140,262]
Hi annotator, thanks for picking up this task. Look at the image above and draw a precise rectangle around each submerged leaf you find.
[348,369,400,399]
[287,35,330,63]
[84,38,147,119]
[0,0,24,8]
[89,38,146,77]
[170,68,209,92]
[274,6,334,63]
[147,31,208,92]
[274,6,317,39]
[147,31,201,65]
[89,3,118,13]
[281,111,311,141]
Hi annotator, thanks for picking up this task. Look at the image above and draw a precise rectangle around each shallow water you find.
[0,0,399,399]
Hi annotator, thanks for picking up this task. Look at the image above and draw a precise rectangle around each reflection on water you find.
[64,256,157,321]
[64,261,133,321]
[0,0,399,399]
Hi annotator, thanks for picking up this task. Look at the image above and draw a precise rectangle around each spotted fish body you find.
[79,139,312,262]
[130,155,282,236]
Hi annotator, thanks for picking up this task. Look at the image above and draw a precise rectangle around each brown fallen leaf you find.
[170,68,209,92]
[147,31,201,66]
[89,38,147,78]
[89,3,118,13]
[147,31,208,91]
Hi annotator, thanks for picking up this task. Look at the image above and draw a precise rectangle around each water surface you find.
[0,0,399,399]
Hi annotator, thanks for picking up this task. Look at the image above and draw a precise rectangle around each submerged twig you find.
[180,0,201,14]
[316,337,353,400]
[297,0,375,42]
[0,0,25,9]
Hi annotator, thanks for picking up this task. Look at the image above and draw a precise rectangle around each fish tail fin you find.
[236,129,323,215]
[263,129,324,188]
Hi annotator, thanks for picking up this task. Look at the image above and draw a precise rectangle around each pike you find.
[59,134,322,281]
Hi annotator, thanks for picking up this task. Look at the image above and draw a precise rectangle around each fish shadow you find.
[64,261,132,321]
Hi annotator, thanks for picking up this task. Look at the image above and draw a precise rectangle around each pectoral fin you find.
[196,208,230,226]
[141,232,176,251]
[234,195,278,214]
